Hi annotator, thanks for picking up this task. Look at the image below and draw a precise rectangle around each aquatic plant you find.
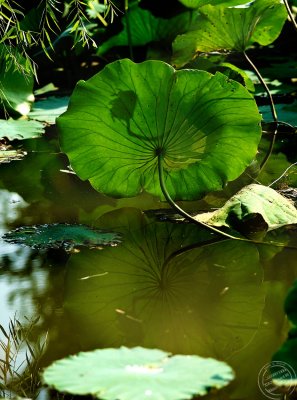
[42,346,234,399]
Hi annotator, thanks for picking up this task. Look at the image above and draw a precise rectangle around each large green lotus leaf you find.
[194,184,297,235]
[0,119,45,140]
[97,7,193,56]
[62,208,265,358]
[0,45,34,116]
[172,0,287,68]
[178,0,248,7]
[2,223,122,251]
[42,346,234,399]
[58,59,261,200]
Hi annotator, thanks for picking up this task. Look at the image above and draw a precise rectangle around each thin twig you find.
[283,0,297,32]
[269,161,297,187]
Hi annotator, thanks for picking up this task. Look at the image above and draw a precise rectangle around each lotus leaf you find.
[58,59,261,200]
[172,0,287,67]
[194,184,297,236]
[2,223,122,251]
[259,101,297,126]
[42,346,234,399]
[0,119,45,141]
[28,96,69,125]
[97,7,193,56]
[178,0,248,7]
[0,45,34,116]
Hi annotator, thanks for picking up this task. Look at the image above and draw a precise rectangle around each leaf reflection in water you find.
[63,207,265,361]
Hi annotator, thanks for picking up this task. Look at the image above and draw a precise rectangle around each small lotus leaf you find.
[259,101,297,127]
[0,119,45,140]
[58,59,261,200]
[2,223,122,251]
[42,346,234,400]
[28,96,69,125]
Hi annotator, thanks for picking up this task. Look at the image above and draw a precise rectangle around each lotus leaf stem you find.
[157,155,295,249]
[125,0,134,60]
[243,51,279,173]
[158,155,251,240]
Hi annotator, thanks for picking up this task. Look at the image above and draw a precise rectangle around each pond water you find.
[1,135,297,400]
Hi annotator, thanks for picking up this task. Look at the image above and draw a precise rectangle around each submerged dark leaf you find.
[2,223,122,251]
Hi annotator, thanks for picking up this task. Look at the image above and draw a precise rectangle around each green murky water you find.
[1,136,297,400]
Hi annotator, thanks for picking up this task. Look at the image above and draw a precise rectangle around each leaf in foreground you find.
[58,59,261,200]
[42,346,234,400]
[2,223,122,251]
[194,184,297,237]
